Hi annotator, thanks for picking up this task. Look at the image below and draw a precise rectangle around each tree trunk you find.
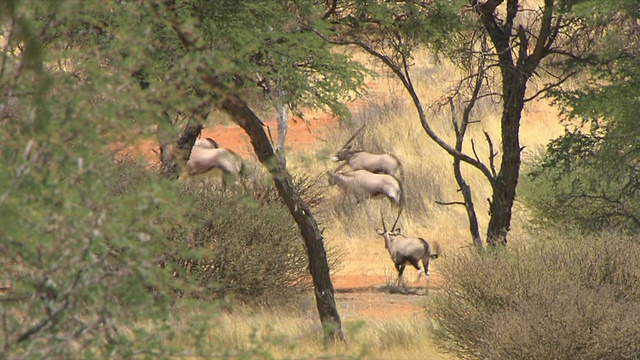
[453,159,484,249]
[486,70,527,247]
[220,94,345,344]
[159,120,203,180]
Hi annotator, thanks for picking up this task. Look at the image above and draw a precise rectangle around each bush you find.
[167,178,319,306]
[432,231,640,360]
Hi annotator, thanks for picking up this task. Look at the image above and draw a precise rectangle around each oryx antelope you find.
[377,212,439,287]
[327,169,403,205]
[332,125,402,176]
[332,145,401,176]
[187,140,245,187]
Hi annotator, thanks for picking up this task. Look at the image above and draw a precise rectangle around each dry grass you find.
[162,300,459,360]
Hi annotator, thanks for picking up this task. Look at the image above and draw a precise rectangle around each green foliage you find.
[524,4,640,233]
[167,183,312,305]
[433,232,640,360]
[0,1,207,357]
[0,0,371,353]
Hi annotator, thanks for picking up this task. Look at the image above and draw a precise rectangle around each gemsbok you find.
[332,145,401,177]
[327,169,403,205]
[376,211,439,288]
[187,139,245,188]
[332,126,402,176]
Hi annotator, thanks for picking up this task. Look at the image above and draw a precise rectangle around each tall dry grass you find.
[159,299,458,360]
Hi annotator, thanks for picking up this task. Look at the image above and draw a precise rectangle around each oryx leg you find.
[421,257,432,288]
[395,263,406,287]
[409,258,424,281]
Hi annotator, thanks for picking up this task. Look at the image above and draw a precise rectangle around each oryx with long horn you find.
[377,210,439,288]
[333,125,402,177]
[327,165,403,205]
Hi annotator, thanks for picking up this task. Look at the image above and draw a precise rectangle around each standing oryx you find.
[376,211,439,288]
[327,169,403,205]
[332,125,402,177]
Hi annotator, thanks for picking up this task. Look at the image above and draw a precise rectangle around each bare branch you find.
[524,0,555,75]
[484,131,498,177]
[309,26,497,186]
[471,139,482,163]
[435,200,466,206]
[524,70,577,102]
[449,97,460,136]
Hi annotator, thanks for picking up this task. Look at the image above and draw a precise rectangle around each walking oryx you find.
[332,125,402,176]
[376,211,439,288]
[327,169,403,205]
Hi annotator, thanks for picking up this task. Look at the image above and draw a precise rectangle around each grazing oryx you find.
[187,138,245,187]
[377,211,439,287]
[327,169,403,205]
[332,125,402,176]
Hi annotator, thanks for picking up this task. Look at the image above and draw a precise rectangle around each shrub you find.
[167,177,326,306]
[432,231,640,360]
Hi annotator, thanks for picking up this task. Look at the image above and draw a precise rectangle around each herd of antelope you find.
[182,125,438,290]
[327,126,438,289]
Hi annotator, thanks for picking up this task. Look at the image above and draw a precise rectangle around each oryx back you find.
[187,147,242,175]
[348,152,399,176]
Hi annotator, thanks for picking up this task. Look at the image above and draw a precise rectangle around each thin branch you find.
[484,130,498,177]
[524,70,577,102]
[435,200,466,206]
[471,139,482,163]
[449,97,460,136]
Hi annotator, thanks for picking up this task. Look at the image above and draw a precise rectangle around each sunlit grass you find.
[161,301,458,360]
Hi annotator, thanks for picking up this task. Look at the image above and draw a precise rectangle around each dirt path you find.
[332,274,439,321]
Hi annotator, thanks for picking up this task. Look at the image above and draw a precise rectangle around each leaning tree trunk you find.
[220,94,345,344]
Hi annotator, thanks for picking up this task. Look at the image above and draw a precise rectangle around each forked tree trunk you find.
[220,94,345,344]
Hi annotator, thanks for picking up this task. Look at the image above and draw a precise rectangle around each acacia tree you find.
[315,0,626,247]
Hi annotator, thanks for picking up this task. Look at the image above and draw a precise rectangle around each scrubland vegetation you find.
[3,0,640,359]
